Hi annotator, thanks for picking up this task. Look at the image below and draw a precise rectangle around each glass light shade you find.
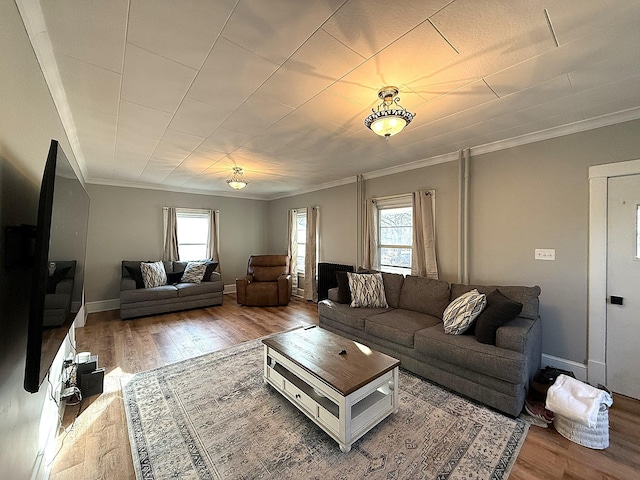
[364,86,415,138]
[370,115,407,137]
[226,167,248,190]
[227,179,247,190]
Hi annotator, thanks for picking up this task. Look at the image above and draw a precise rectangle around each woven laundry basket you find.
[553,404,610,449]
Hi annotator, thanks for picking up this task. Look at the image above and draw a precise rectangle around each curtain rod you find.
[371,192,412,202]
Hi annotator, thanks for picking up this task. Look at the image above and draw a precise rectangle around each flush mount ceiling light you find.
[226,167,248,190]
[364,86,416,138]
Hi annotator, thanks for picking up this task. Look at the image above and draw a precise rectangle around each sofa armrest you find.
[496,316,542,384]
[328,287,339,302]
[236,276,251,304]
[55,278,73,295]
[121,277,137,292]
[278,274,292,305]
[208,271,222,283]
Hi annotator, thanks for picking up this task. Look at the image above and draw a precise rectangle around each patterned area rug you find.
[122,337,528,479]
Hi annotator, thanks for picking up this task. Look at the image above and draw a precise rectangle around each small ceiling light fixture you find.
[364,86,416,138]
[226,166,248,190]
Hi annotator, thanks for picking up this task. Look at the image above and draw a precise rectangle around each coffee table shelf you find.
[263,327,399,453]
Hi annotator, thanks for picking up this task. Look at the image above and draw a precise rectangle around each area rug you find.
[122,337,528,480]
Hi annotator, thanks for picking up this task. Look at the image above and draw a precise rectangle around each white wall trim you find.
[224,284,236,294]
[588,158,640,386]
[541,354,587,382]
[85,299,120,313]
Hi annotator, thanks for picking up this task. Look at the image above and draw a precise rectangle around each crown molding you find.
[266,176,357,201]
[85,178,271,200]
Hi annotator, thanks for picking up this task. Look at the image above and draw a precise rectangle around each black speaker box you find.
[79,368,105,398]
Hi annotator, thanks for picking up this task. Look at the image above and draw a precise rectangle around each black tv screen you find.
[24,139,89,393]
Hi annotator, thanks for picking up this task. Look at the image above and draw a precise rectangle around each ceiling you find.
[21,0,640,199]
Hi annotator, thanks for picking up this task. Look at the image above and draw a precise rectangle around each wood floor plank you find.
[49,294,640,480]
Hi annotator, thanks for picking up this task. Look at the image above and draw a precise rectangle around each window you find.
[296,210,307,274]
[176,210,210,261]
[378,202,412,274]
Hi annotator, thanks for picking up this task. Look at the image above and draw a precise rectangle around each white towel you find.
[545,374,613,428]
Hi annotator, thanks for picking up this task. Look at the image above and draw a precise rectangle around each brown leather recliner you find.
[236,255,292,306]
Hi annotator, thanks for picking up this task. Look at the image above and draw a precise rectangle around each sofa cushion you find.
[348,272,388,308]
[141,261,167,288]
[381,272,404,309]
[443,289,487,335]
[475,289,523,345]
[182,262,206,283]
[176,281,223,298]
[398,276,450,318]
[365,309,441,347]
[414,324,527,384]
[450,284,540,321]
[318,300,388,330]
[121,284,177,303]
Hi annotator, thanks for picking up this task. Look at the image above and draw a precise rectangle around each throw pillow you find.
[182,262,207,284]
[166,271,183,284]
[475,289,523,345]
[46,266,72,294]
[335,271,351,304]
[140,261,167,289]
[347,272,388,308]
[443,289,487,335]
[202,261,219,282]
[125,265,145,289]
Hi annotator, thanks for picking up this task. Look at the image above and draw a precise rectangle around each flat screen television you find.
[24,139,90,393]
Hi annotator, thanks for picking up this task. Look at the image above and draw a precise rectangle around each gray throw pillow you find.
[475,289,523,345]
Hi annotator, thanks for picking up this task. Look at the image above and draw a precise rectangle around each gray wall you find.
[0,1,82,478]
[265,119,640,365]
[85,185,268,302]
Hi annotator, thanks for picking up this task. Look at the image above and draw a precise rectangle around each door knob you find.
[610,296,624,305]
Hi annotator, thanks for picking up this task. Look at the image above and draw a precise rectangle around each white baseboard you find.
[224,284,236,294]
[85,298,120,313]
[587,359,606,386]
[541,353,587,382]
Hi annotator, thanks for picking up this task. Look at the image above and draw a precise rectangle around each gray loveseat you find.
[318,273,542,417]
[120,260,223,319]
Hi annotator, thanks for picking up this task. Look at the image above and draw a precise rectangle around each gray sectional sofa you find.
[120,260,223,319]
[318,273,542,417]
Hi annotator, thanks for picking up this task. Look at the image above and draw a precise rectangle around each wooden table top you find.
[262,326,400,396]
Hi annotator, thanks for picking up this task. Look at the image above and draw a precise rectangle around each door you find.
[606,174,640,399]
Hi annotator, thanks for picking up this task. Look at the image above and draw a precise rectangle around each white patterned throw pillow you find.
[181,262,207,284]
[443,289,487,334]
[347,272,388,308]
[140,261,167,289]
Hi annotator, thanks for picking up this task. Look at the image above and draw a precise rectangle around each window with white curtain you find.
[176,209,210,261]
[296,210,307,274]
[377,198,413,274]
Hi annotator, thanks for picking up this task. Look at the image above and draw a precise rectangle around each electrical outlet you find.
[534,248,555,261]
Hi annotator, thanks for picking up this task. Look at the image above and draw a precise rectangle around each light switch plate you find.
[535,248,555,261]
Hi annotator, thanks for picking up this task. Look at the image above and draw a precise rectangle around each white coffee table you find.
[262,326,400,453]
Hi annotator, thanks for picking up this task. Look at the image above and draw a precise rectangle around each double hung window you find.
[176,209,210,261]
[377,198,412,274]
[296,210,307,274]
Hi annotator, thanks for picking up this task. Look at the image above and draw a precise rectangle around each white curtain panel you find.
[304,206,318,302]
[162,207,179,261]
[286,208,298,291]
[207,209,220,271]
[412,191,439,279]
[362,199,378,270]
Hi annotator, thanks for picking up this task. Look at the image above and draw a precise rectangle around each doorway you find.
[588,158,640,398]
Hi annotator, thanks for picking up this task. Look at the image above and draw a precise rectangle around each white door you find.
[606,174,640,399]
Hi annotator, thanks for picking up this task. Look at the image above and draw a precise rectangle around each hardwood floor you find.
[49,295,640,479]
